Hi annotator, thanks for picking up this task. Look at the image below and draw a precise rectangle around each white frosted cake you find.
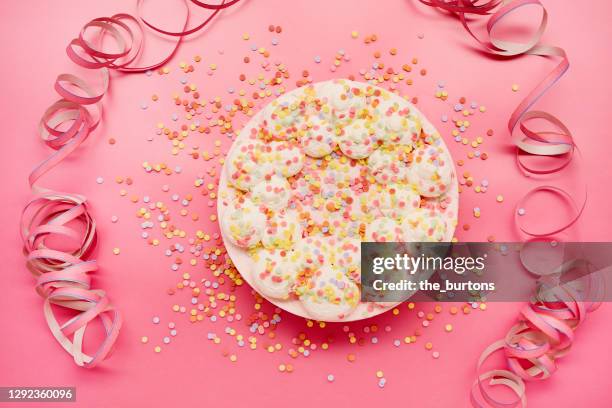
[218,79,458,321]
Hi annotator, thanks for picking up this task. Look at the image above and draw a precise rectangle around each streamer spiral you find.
[20,0,241,367]
[418,1,594,406]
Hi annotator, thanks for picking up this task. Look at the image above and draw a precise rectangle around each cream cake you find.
[218,79,458,321]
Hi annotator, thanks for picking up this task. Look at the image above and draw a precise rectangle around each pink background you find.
[1,0,612,407]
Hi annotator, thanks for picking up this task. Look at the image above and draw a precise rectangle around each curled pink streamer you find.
[470,264,604,408]
[420,0,584,237]
[21,0,241,367]
[418,1,593,406]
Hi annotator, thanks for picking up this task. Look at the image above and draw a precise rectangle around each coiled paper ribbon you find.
[419,0,585,235]
[21,0,241,367]
[418,0,593,406]
[470,258,604,408]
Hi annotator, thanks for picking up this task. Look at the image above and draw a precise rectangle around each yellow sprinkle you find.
[376,370,384,378]
[154,346,161,353]
[351,30,359,39]
[512,84,519,92]
[496,195,504,203]
[445,324,453,332]
[141,336,149,344]
[112,247,121,255]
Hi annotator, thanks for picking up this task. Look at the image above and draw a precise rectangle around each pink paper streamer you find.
[418,1,593,406]
[20,0,241,368]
